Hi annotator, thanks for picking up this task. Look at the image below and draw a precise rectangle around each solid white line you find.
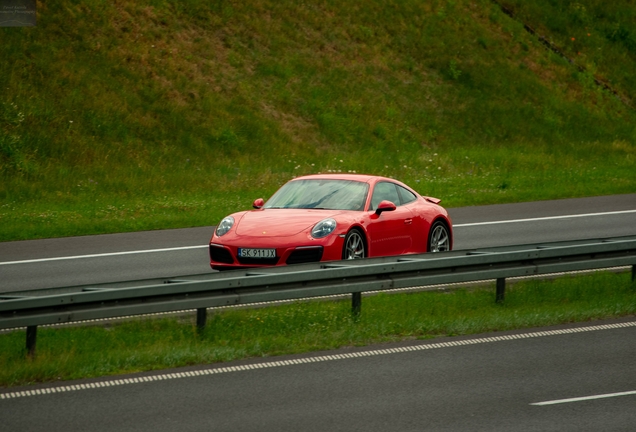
[454,209,636,227]
[531,390,636,406]
[1,209,634,266]
[0,245,208,266]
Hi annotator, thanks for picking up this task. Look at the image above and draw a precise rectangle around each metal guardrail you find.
[2,236,636,355]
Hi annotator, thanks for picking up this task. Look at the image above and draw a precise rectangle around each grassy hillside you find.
[1,0,635,241]
[498,0,636,105]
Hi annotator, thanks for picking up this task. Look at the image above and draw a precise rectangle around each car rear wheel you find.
[428,221,450,253]
[342,229,366,260]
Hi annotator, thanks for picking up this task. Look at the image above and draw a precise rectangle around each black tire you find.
[342,229,366,260]
[428,221,450,253]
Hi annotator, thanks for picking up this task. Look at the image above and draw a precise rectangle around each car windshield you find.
[264,180,369,211]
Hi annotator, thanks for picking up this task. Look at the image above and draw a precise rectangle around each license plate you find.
[238,248,276,259]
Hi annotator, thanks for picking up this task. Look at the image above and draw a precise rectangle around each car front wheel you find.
[428,221,450,253]
[342,229,366,260]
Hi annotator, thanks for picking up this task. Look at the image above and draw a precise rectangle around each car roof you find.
[291,173,396,184]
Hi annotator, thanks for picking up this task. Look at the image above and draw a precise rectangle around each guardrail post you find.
[196,308,207,333]
[26,325,37,357]
[352,292,361,318]
[496,278,506,303]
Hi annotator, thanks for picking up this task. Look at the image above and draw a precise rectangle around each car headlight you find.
[215,216,235,237]
[311,218,337,239]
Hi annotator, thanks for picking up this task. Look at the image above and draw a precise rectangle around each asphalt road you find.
[2,318,636,431]
[1,195,636,430]
[0,194,635,293]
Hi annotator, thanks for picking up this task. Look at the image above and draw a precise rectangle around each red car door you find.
[366,182,413,256]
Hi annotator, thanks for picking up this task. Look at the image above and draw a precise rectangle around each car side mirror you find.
[375,200,396,215]
[253,198,264,209]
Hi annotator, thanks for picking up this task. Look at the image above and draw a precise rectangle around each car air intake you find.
[209,244,234,264]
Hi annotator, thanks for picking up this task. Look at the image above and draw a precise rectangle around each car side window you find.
[370,182,401,210]
[397,185,417,205]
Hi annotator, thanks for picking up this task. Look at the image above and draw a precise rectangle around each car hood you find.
[235,209,345,237]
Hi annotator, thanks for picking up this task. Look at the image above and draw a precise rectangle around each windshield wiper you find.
[306,189,341,208]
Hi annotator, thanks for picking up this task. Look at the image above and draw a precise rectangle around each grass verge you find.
[1,271,634,388]
[1,0,635,241]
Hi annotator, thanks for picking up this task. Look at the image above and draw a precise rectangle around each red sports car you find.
[209,174,452,270]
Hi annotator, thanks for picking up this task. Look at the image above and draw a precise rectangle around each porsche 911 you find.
[209,174,452,270]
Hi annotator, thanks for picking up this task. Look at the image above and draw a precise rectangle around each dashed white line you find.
[2,320,635,401]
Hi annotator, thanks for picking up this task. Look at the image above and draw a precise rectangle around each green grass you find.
[498,0,636,104]
[1,271,634,387]
[1,0,635,241]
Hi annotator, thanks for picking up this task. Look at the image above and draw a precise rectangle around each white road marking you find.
[454,209,636,227]
[1,320,635,400]
[531,390,636,406]
[0,209,634,266]
[0,245,208,266]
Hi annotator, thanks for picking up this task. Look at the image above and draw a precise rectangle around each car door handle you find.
[404,218,412,225]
